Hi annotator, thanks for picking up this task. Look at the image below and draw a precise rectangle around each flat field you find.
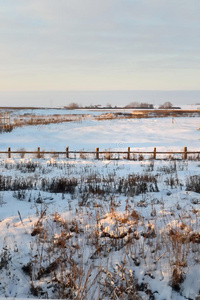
[0,108,200,300]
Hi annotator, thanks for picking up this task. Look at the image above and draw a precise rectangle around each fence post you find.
[8,147,11,159]
[127,147,130,160]
[183,147,187,160]
[96,147,99,160]
[66,147,69,158]
[153,147,156,159]
[37,147,40,159]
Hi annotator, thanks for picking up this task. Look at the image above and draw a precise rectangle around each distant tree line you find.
[125,102,154,109]
[65,101,180,110]
[65,102,154,109]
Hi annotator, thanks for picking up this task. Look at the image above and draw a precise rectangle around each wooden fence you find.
[0,112,11,132]
[0,147,200,160]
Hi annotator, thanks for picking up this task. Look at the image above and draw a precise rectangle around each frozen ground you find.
[0,157,200,299]
[0,111,199,299]
[0,115,199,152]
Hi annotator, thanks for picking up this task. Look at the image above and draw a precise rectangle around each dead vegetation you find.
[95,109,200,121]
[12,113,85,128]
[15,194,200,299]
[0,158,200,299]
[3,108,200,131]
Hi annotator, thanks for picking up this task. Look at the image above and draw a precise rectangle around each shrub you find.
[186,175,200,193]
[47,177,78,194]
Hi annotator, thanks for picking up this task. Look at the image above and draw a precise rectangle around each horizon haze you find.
[0,90,199,108]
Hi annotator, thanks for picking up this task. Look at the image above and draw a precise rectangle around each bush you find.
[45,177,78,194]
[186,175,200,193]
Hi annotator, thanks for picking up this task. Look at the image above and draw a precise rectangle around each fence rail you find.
[0,147,200,160]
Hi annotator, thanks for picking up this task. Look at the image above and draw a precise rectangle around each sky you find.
[0,0,200,106]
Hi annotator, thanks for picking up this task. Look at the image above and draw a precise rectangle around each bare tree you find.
[106,103,112,108]
[159,101,173,109]
[67,102,80,109]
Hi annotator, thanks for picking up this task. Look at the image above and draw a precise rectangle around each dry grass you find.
[0,158,200,298]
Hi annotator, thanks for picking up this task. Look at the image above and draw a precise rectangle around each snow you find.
[0,109,200,299]
[1,114,200,151]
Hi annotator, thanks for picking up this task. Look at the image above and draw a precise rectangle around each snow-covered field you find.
[0,110,200,299]
[0,108,200,152]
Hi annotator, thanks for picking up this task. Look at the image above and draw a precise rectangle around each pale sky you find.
[0,0,200,96]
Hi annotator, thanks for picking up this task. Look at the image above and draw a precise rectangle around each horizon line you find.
[0,89,200,93]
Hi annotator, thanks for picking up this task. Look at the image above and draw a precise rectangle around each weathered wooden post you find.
[66,147,69,158]
[8,147,11,159]
[153,147,156,159]
[127,147,130,160]
[183,147,187,160]
[2,113,5,130]
[37,147,40,159]
[96,147,99,160]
